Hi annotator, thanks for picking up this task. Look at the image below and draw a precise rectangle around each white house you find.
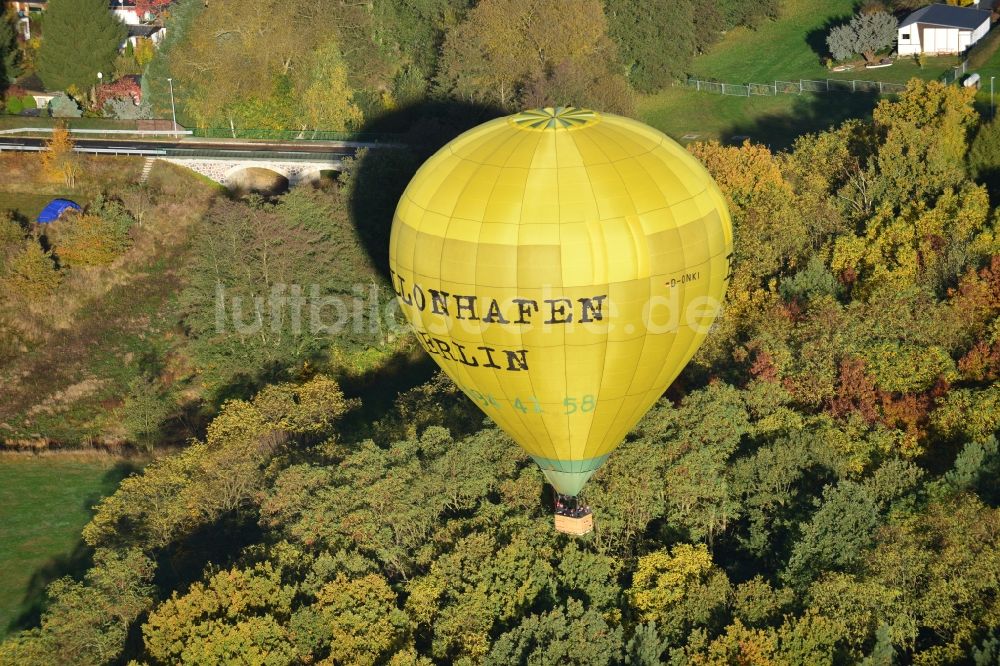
[110,0,144,25]
[898,4,992,55]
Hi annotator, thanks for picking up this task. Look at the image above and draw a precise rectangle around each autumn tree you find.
[37,0,127,92]
[141,562,300,664]
[164,0,359,133]
[604,0,695,93]
[628,543,731,643]
[300,40,363,131]
[437,0,629,111]
[1,240,61,300]
[870,79,977,207]
[49,212,131,267]
[40,125,79,188]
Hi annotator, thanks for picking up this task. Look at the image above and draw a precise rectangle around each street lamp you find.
[167,77,177,136]
[94,71,102,108]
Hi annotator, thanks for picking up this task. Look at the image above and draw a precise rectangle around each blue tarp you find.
[36,199,81,224]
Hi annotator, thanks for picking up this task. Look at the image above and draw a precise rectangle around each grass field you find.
[0,455,141,638]
[638,0,966,149]
[0,191,82,222]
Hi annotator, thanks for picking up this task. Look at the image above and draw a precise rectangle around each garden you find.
[1,1,157,122]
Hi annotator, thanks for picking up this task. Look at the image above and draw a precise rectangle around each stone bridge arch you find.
[161,157,344,189]
[222,163,292,187]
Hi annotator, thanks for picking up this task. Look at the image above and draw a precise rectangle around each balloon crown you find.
[509,106,599,131]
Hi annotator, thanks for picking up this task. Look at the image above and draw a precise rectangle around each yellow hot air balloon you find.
[389,106,732,517]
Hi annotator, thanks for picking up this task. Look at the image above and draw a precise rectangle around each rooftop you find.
[900,3,993,30]
[127,23,162,36]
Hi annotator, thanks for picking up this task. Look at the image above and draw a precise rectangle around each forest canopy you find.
[3,79,1000,665]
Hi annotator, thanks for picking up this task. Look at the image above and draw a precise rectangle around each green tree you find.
[969,114,1000,194]
[371,0,472,76]
[120,376,173,449]
[37,0,127,92]
[604,0,695,93]
[485,599,623,665]
[827,12,898,63]
[0,549,154,666]
[0,11,20,87]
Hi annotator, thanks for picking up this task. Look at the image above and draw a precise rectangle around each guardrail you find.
[0,127,192,137]
[0,143,167,156]
[0,143,346,160]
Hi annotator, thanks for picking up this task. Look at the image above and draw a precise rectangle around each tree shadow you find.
[805,13,853,65]
[719,90,881,151]
[334,348,439,436]
[6,460,142,635]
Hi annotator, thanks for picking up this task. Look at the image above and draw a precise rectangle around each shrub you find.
[4,96,23,115]
[1,241,61,299]
[134,37,155,66]
[20,95,36,110]
[49,197,136,268]
[104,98,152,120]
[49,94,82,118]
[112,53,142,79]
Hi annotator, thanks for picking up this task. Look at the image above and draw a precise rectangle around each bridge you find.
[0,134,372,188]
[158,147,348,188]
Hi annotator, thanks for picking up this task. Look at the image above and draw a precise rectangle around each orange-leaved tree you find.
[40,124,79,188]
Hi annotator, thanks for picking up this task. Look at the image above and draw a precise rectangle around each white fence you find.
[685,77,908,97]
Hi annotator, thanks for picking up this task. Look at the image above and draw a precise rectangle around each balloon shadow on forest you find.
[6,460,143,636]
[347,99,506,281]
[343,100,506,412]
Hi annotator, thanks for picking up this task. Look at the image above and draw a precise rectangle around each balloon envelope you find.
[389,107,732,496]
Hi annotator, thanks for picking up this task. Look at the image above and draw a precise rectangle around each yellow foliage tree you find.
[437,0,625,110]
[628,543,731,641]
[870,79,977,207]
[50,212,130,268]
[134,37,155,67]
[1,241,61,301]
[831,183,998,294]
[40,124,79,188]
[301,41,363,131]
